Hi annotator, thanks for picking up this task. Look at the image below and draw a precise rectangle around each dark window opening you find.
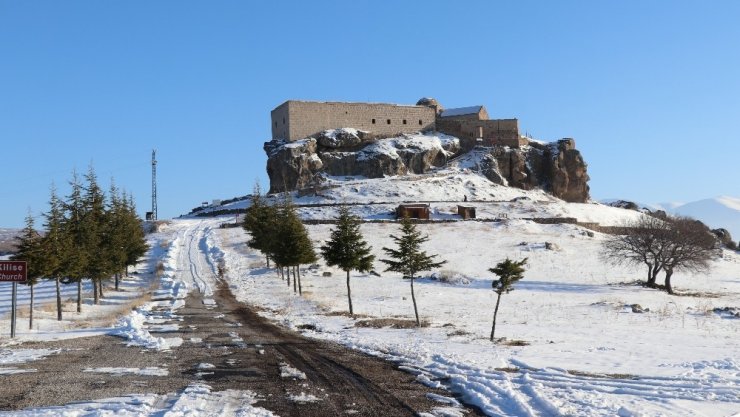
[419,120,423,125]
[372,118,376,124]
[282,117,285,125]
[387,119,391,125]
[403,119,407,125]
[274,121,277,128]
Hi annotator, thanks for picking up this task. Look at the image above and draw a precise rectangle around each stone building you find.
[270,97,527,148]
[271,100,436,141]
[435,105,525,150]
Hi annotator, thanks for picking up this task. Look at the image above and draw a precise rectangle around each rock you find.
[630,304,647,313]
[711,228,735,249]
[316,128,373,148]
[544,242,560,251]
[265,134,458,193]
[263,132,590,203]
[607,200,640,210]
[264,139,323,193]
[547,139,590,203]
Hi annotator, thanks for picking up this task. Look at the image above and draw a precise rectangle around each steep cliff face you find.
[547,139,590,203]
[445,138,590,202]
[264,129,460,193]
[264,130,590,202]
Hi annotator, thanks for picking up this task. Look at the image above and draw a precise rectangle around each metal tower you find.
[151,149,158,220]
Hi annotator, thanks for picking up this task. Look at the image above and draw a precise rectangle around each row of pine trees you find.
[11,166,149,329]
[242,186,526,341]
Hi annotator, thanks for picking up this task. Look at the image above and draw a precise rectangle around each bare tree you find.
[658,217,718,294]
[602,214,718,294]
[601,214,672,287]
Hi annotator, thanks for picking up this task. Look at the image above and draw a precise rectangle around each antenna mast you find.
[151,149,158,220]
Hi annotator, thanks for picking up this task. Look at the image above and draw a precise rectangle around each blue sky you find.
[1,1,738,227]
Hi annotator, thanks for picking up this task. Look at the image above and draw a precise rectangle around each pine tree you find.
[82,165,109,304]
[242,183,278,267]
[11,211,43,330]
[380,217,446,326]
[105,181,128,291]
[64,170,89,313]
[321,206,374,316]
[488,258,527,342]
[122,193,148,276]
[271,194,316,294]
[41,184,70,321]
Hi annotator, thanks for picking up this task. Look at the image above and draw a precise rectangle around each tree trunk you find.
[266,256,270,268]
[297,265,302,296]
[346,269,353,316]
[55,276,63,321]
[491,292,503,341]
[293,266,297,293]
[29,284,34,330]
[648,263,662,287]
[99,279,105,299]
[410,277,420,327]
[645,262,656,287]
[664,269,674,294]
[93,280,99,305]
[286,267,291,287]
[115,272,120,291]
[76,280,82,313]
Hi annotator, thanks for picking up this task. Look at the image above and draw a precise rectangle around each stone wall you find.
[436,118,523,149]
[271,100,436,141]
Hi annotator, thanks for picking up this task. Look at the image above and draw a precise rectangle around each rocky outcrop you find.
[462,139,590,202]
[547,139,590,203]
[264,139,323,193]
[264,130,590,202]
[265,129,460,193]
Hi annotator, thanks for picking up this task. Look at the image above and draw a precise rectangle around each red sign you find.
[0,261,27,282]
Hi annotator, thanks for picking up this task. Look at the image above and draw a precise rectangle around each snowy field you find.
[210,213,740,417]
[1,164,739,416]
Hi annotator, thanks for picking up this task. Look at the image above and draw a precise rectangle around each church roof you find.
[440,106,484,117]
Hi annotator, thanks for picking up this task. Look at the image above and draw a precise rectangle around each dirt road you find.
[0,222,483,416]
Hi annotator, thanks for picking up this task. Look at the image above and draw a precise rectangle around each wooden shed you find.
[396,203,430,220]
[457,205,476,220]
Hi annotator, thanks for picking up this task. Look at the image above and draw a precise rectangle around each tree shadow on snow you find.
[515,280,606,293]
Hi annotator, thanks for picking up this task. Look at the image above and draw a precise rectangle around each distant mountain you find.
[666,196,740,241]
[662,197,740,240]
[600,196,740,241]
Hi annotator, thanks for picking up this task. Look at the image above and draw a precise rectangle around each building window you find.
[282,117,285,125]
[372,118,376,124]
[403,119,407,125]
[387,119,391,125]
[274,121,277,128]
[419,120,423,125]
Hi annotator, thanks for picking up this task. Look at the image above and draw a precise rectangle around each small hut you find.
[457,205,476,220]
[396,203,431,220]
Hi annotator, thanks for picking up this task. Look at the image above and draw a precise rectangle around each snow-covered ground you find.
[209,211,740,417]
[2,173,739,415]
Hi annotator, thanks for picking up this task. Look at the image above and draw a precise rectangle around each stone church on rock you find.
[270,97,528,150]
